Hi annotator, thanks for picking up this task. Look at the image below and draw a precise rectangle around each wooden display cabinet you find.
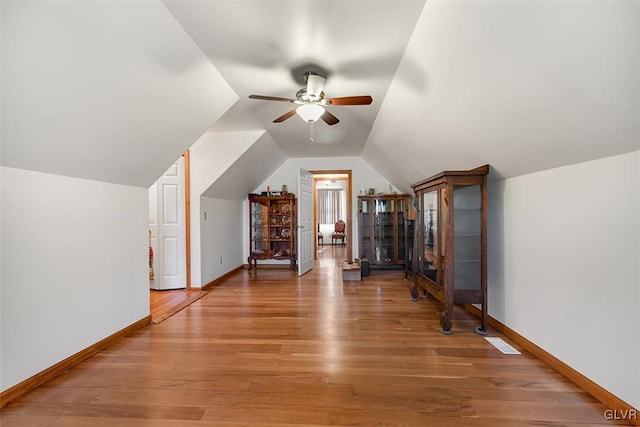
[358,194,410,268]
[410,165,489,335]
[248,193,296,270]
[405,218,415,278]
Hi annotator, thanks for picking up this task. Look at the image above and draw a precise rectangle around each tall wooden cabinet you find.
[248,193,296,270]
[410,165,489,335]
[405,218,415,278]
[358,194,410,268]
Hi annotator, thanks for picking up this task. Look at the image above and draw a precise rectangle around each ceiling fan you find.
[248,71,373,126]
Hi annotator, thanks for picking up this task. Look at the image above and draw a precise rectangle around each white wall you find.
[487,151,640,409]
[249,157,402,261]
[1,167,149,392]
[200,197,245,285]
[188,131,262,286]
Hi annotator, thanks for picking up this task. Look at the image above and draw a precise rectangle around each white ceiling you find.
[1,0,238,187]
[1,0,638,194]
[366,0,639,189]
[163,0,426,158]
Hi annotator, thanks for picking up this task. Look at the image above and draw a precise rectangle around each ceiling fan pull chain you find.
[309,122,314,143]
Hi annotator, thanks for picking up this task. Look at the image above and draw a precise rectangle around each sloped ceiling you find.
[163,0,426,158]
[2,0,637,196]
[190,130,267,196]
[202,132,287,201]
[1,0,237,187]
[365,0,639,191]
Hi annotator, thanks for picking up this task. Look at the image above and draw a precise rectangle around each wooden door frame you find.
[310,170,352,263]
[183,150,191,288]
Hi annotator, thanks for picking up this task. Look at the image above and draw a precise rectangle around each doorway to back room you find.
[311,170,352,262]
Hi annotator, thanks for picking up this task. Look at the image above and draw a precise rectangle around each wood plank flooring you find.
[0,246,627,426]
[150,289,209,324]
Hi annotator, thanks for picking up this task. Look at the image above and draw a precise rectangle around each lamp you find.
[296,104,325,123]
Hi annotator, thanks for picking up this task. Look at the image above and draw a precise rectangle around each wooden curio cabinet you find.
[410,165,489,335]
[248,193,296,270]
[358,194,410,268]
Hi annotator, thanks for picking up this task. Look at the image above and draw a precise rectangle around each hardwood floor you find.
[150,289,208,324]
[0,246,627,426]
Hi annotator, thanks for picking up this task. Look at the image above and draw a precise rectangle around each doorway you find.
[311,170,352,263]
[148,151,195,322]
[149,155,188,290]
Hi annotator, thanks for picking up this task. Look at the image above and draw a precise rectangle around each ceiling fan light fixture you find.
[296,104,325,123]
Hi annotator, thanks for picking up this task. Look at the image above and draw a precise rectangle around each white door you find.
[149,157,186,290]
[297,168,314,276]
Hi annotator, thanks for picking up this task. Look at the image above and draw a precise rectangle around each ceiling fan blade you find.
[321,110,340,126]
[249,95,295,103]
[273,109,297,123]
[325,95,373,106]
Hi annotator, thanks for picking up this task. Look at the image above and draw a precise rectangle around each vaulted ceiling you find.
[2,1,638,195]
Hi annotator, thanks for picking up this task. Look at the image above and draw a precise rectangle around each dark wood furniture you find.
[405,218,415,278]
[247,193,296,270]
[410,165,489,335]
[331,220,346,245]
[358,194,410,269]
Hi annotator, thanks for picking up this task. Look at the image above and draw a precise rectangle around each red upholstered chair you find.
[331,220,346,245]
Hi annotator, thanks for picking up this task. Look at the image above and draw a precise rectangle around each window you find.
[317,189,344,224]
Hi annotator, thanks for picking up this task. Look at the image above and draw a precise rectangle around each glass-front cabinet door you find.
[396,198,406,264]
[453,184,482,292]
[250,199,269,258]
[269,198,294,258]
[422,188,439,284]
[358,194,410,268]
[374,199,394,264]
[360,199,372,261]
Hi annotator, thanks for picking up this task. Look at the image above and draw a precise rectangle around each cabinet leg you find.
[441,279,454,334]
[475,304,488,335]
[475,326,488,336]
[440,308,453,335]
[410,284,420,301]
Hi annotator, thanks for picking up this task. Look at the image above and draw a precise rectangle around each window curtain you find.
[317,189,344,224]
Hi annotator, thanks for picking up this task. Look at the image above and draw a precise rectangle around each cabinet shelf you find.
[248,193,297,271]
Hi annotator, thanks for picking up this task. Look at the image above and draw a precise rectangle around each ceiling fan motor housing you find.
[304,72,326,100]
[296,88,324,103]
